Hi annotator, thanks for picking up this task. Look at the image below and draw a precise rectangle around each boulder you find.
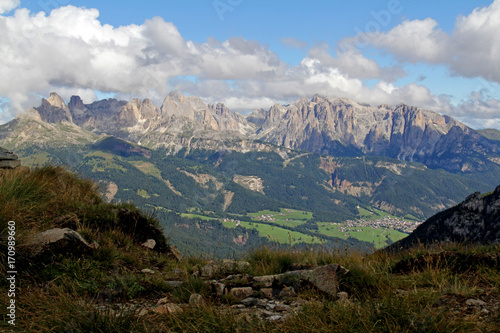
[0,147,21,169]
[201,259,251,278]
[24,228,95,259]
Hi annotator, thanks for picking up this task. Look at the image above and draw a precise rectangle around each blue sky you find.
[1,0,500,129]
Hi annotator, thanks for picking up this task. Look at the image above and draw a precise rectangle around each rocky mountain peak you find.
[69,95,85,111]
[36,92,73,123]
[46,92,68,110]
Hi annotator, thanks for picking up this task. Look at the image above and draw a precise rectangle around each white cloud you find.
[353,0,500,84]
[281,37,308,49]
[0,3,499,130]
[0,0,19,14]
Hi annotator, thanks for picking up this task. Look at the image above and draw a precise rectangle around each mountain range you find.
[1,91,500,252]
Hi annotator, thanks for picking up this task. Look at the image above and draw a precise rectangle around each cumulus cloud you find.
[352,0,500,84]
[0,0,19,14]
[0,3,499,130]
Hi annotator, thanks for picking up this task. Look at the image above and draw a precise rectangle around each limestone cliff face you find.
[36,92,73,123]
[254,95,497,171]
[387,186,500,251]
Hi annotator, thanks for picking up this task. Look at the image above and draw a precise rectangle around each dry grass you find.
[0,166,498,332]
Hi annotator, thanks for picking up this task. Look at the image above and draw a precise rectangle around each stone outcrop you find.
[22,228,96,260]
[0,147,21,169]
[387,185,500,251]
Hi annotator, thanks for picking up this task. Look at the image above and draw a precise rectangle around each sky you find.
[1,0,500,129]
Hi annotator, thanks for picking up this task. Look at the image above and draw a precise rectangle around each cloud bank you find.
[0,1,499,129]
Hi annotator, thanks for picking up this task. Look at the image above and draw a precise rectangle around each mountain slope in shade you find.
[387,186,500,251]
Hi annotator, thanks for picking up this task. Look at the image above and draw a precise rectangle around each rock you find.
[165,281,183,288]
[201,259,251,278]
[337,291,349,303]
[141,239,156,250]
[137,308,149,317]
[153,303,183,315]
[260,288,273,298]
[156,297,170,305]
[279,286,296,298]
[24,228,95,259]
[0,147,21,170]
[0,160,21,169]
[229,287,254,300]
[168,245,183,261]
[241,297,257,306]
[275,304,291,312]
[141,268,155,274]
[253,275,277,288]
[278,264,348,297]
[209,281,226,296]
[189,293,204,306]
[268,315,283,321]
[466,299,487,307]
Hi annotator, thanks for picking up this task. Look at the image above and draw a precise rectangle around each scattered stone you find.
[230,287,254,300]
[275,304,291,312]
[241,297,257,307]
[169,245,183,261]
[268,315,283,321]
[141,268,155,274]
[279,286,296,298]
[141,239,156,250]
[260,288,273,298]
[153,303,183,315]
[337,291,349,302]
[137,308,149,317]
[253,275,277,288]
[156,297,169,305]
[466,299,487,307]
[201,260,251,278]
[189,293,205,306]
[208,281,226,296]
[165,281,183,288]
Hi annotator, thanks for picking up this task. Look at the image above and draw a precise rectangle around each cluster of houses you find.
[330,217,422,235]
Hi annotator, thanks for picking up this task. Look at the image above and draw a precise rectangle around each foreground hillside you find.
[0,166,498,332]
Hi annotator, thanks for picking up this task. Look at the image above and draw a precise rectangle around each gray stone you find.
[0,160,21,169]
[466,299,487,307]
[141,239,156,250]
[165,281,183,288]
[141,268,155,274]
[241,297,257,306]
[189,293,204,306]
[260,288,273,298]
[24,228,95,259]
[253,275,277,287]
[279,286,296,298]
[201,259,251,278]
[229,287,253,299]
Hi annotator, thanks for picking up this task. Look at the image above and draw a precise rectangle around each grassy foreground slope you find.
[0,166,498,332]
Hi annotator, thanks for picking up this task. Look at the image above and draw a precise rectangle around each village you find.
[329,217,423,234]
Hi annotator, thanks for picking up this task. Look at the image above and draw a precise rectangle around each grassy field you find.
[317,222,408,249]
[181,213,217,221]
[247,208,313,227]
[222,220,322,245]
